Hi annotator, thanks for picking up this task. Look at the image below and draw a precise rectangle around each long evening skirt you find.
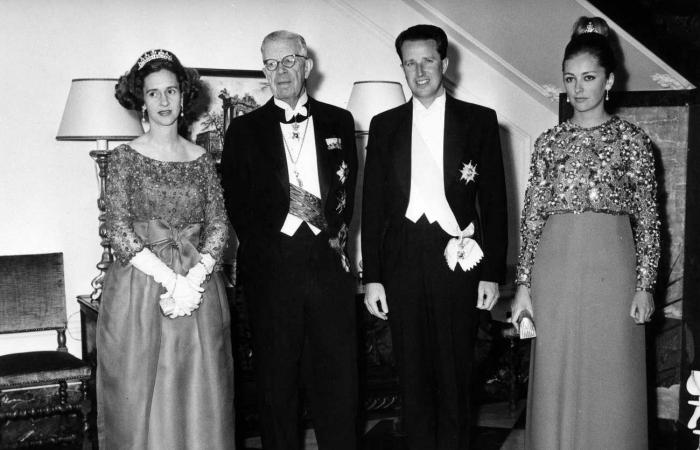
[97,227,235,450]
[525,212,647,450]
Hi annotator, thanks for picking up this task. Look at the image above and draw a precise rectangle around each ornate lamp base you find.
[89,150,112,302]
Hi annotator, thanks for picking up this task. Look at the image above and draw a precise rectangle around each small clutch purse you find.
[517,310,537,339]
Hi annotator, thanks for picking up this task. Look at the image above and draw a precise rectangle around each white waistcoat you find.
[405,117,458,235]
[279,117,321,236]
[404,96,483,271]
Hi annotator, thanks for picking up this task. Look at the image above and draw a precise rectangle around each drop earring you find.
[180,101,184,118]
[566,96,570,103]
[141,105,147,122]
[605,89,610,101]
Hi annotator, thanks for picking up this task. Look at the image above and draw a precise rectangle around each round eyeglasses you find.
[263,54,306,71]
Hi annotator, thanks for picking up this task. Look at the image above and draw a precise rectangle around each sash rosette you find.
[443,222,483,272]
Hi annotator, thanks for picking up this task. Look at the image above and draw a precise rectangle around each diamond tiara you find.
[584,22,597,34]
[137,49,174,70]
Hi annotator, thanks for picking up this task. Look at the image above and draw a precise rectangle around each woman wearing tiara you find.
[511,17,659,449]
[97,49,234,449]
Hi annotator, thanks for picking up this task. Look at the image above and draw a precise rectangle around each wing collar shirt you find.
[275,92,322,236]
[412,92,446,167]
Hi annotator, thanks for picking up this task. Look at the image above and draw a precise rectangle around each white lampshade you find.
[347,81,405,133]
[56,78,142,147]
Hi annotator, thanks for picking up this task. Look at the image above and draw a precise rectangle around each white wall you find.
[0,0,553,356]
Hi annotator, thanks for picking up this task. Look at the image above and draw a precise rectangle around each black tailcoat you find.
[361,94,507,450]
[221,96,356,254]
[362,94,507,285]
[220,96,358,450]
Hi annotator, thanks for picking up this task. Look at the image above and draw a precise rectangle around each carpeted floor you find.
[244,401,526,450]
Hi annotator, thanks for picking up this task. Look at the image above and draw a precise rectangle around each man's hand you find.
[364,282,388,320]
[477,281,499,311]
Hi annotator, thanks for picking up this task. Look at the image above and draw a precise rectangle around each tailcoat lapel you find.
[259,100,289,195]
[394,102,413,200]
[309,98,333,209]
[443,95,465,194]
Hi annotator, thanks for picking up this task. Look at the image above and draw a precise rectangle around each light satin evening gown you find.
[97,145,235,450]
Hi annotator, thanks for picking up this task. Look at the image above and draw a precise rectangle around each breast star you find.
[336,161,348,184]
[460,161,478,184]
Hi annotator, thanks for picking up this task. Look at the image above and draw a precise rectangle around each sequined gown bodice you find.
[516,116,660,291]
[105,144,228,263]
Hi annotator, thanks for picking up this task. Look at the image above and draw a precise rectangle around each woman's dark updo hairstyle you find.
[115,49,206,137]
[562,16,617,76]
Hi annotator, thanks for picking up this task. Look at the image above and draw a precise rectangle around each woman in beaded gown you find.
[96,49,234,449]
[511,17,659,450]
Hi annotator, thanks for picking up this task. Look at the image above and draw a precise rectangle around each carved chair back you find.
[0,252,68,350]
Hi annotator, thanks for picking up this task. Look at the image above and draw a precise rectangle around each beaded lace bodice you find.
[105,144,229,264]
[516,116,660,291]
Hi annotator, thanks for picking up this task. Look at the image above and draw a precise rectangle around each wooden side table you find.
[77,294,99,449]
[77,295,99,368]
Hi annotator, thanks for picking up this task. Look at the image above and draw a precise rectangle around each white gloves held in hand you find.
[166,254,216,318]
[185,253,216,288]
[130,249,215,319]
[159,274,204,318]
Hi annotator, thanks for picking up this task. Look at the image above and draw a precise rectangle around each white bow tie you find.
[282,104,308,122]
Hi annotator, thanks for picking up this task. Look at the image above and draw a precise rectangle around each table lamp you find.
[346,81,405,285]
[56,78,143,301]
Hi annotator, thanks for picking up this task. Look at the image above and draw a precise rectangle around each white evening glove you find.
[129,249,201,318]
[186,253,216,288]
[130,248,177,290]
[163,274,204,318]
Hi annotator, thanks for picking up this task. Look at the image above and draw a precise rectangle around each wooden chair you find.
[0,253,92,449]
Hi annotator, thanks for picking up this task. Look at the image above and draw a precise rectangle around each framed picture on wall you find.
[191,68,271,163]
